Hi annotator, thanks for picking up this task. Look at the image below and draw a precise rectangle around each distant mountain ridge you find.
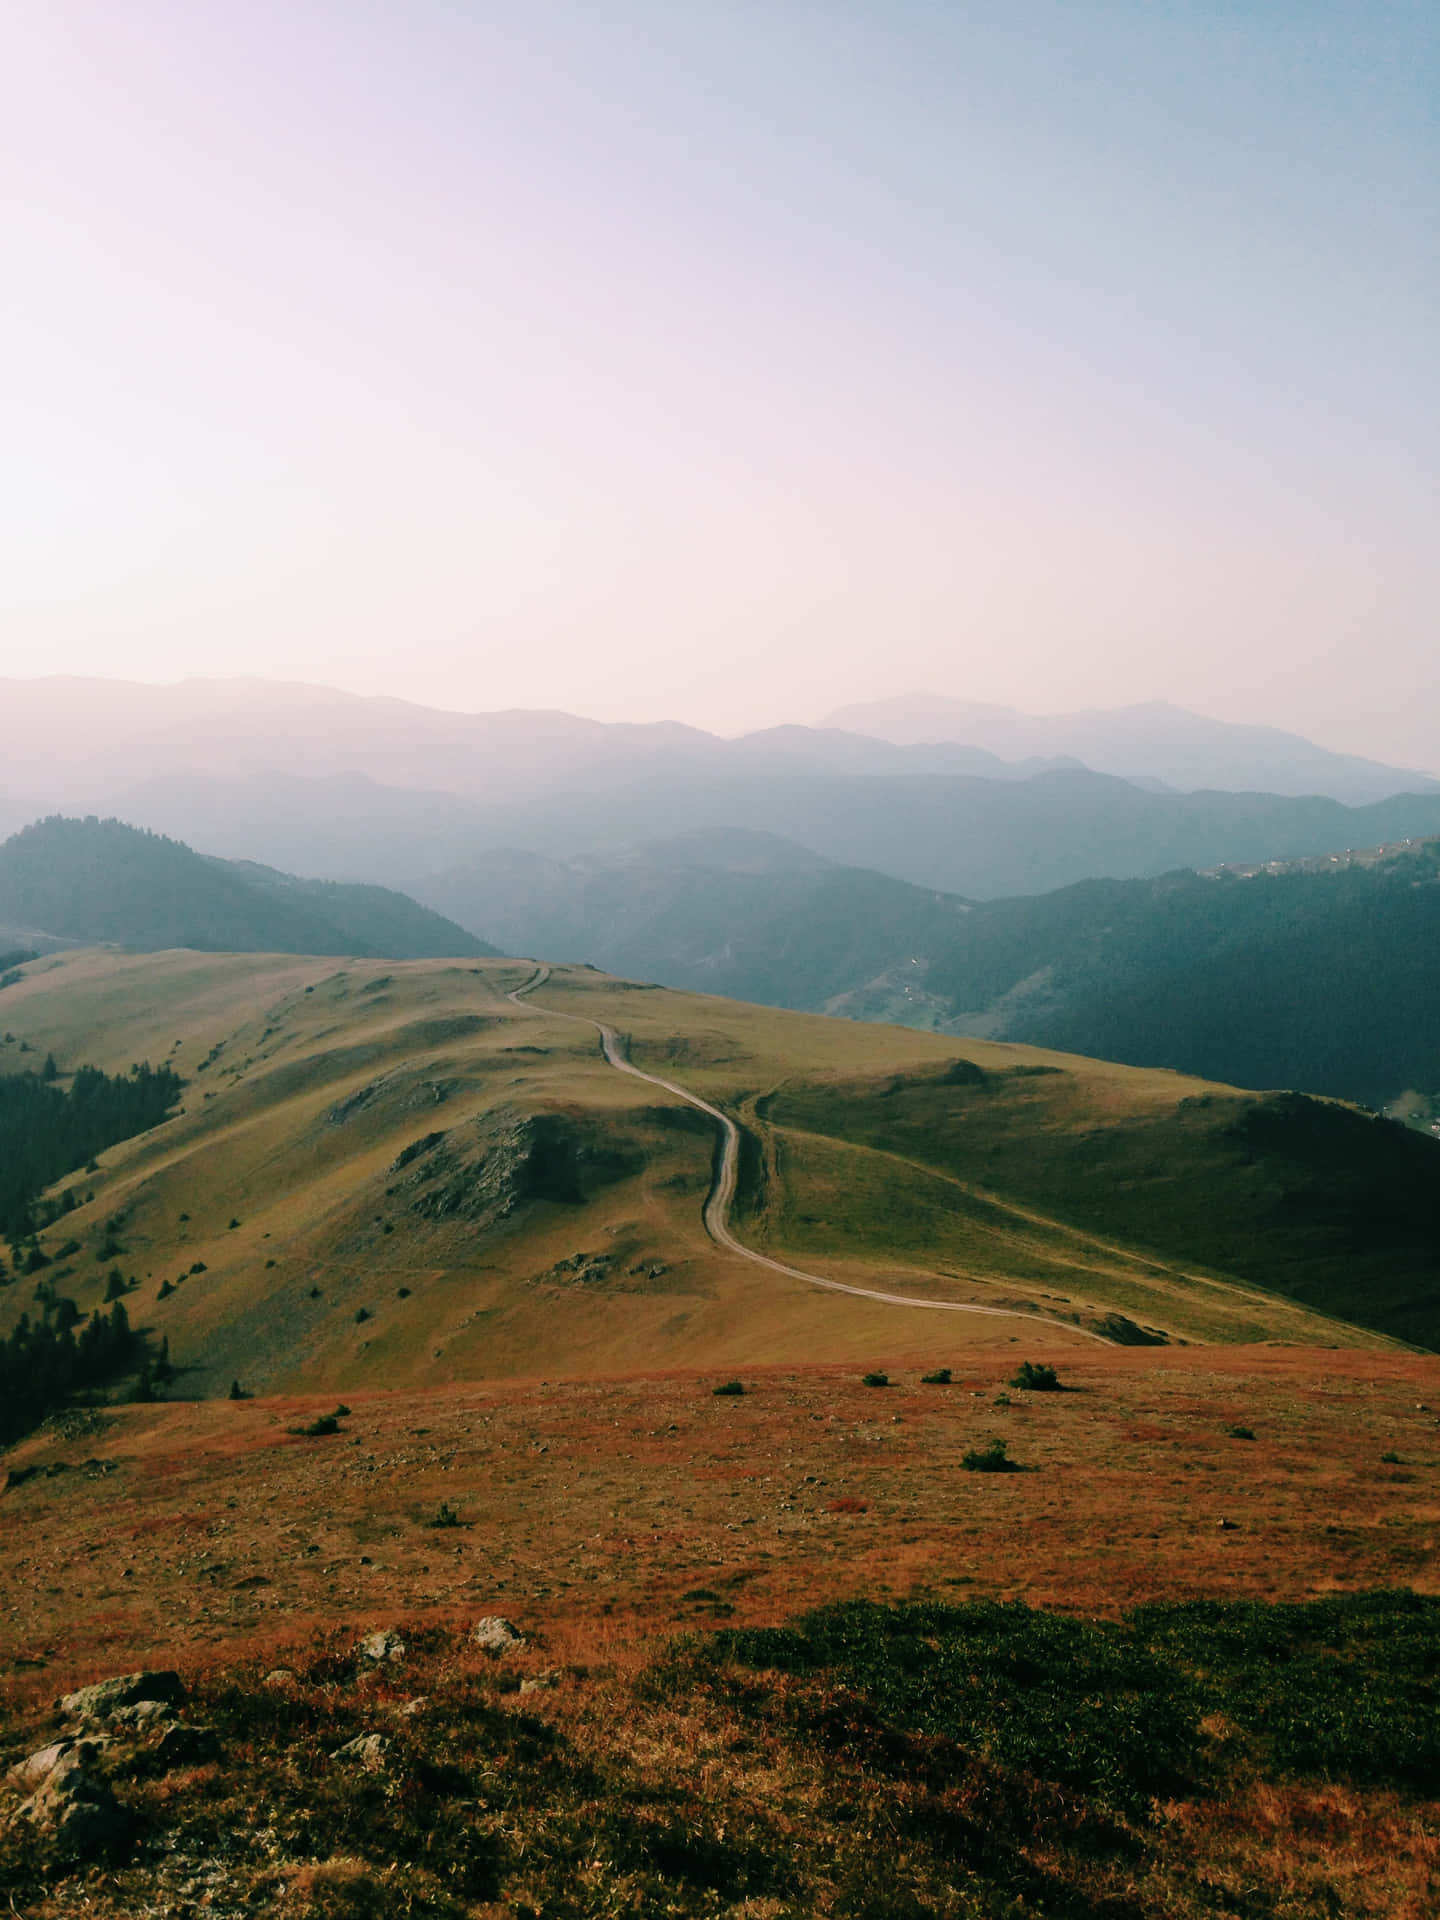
[0,817,497,960]
[824,694,1440,805]
[420,827,1440,1109]
[82,763,1440,901]
[3,675,1431,816]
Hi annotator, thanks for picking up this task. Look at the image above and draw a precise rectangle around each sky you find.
[1,2,1435,762]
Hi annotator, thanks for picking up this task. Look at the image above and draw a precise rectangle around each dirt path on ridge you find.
[508,964,1112,1343]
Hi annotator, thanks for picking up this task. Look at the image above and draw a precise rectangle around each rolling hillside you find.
[0,951,1433,1409]
[0,816,496,960]
[414,827,1440,1110]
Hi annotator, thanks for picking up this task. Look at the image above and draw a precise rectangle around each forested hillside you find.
[0,817,496,959]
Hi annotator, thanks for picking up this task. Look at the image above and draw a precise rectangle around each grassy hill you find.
[0,817,496,960]
[0,951,1431,1407]
[418,828,1440,1109]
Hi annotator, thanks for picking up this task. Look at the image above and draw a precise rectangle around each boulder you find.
[9,1737,80,1789]
[358,1630,406,1665]
[470,1616,524,1655]
[263,1668,297,1689]
[59,1669,184,1723]
[15,1750,129,1858]
[331,1733,390,1770]
[108,1698,175,1730]
[519,1669,560,1694]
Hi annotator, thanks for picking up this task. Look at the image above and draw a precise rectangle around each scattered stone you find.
[358,1629,406,1664]
[331,1733,390,1770]
[471,1616,525,1655]
[108,1698,175,1730]
[152,1723,220,1769]
[9,1737,79,1789]
[59,1669,185,1724]
[15,1749,130,1858]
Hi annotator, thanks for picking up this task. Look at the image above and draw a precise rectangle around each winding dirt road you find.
[508,965,1112,1342]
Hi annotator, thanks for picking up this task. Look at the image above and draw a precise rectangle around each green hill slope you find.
[0,817,497,960]
[0,953,1428,1406]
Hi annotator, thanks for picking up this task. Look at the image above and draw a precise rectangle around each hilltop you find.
[0,817,495,960]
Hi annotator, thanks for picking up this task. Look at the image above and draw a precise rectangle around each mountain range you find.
[415,826,1440,1110]
[826,694,1440,804]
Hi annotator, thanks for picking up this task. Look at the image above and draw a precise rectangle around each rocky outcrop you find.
[58,1669,185,1724]
[13,1747,129,1858]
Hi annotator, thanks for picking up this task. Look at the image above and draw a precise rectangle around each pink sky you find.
[1,3,1435,764]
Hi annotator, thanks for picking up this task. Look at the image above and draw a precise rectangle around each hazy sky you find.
[2,3,1435,760]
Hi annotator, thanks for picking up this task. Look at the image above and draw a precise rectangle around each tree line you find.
[0,1060,183,1242]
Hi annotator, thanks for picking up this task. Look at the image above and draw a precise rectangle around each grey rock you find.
[263,1668,297,1688]
[16,1750,130,1858]
[108,1698,175,1729]
[470,1615,524,1655]
[59,1669,184,1723]
[331,1733,390,1770]
[358,1629,406,1664]
[519,1669,559,1694]
[9,1737,79,1789]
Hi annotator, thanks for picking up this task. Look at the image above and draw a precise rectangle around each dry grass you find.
[2,1345,1437,1706]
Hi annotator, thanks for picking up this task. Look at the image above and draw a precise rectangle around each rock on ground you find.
[59,1669,185,1723]
[331,1733,391,1770]
[358,1630,406,1664]
[14,1750,130,1859]
[470,1616,524,1654]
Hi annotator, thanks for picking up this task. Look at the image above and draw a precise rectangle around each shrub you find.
[355,1307,372,1324]
[293,1413,340,1437]
[921,1367,951,1385]
[428,1501,462,1529]
[961,1437,1021,1473]
[1381,1450,1402,1464]
[712,1380,745,1396]
[228,1379,249,1401]
[1227,1425,1257,1441]
[862,1371,889,1388]
[1010,1360,1061,1392]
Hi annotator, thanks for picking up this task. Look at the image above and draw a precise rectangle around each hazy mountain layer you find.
[101,762,1440,898]
[826,694,1440,804]
[0,817,497,960]
[6,677,1433,823]
[420,829,1440,1109]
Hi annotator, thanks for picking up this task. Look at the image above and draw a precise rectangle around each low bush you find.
[920,1367,951,1384]
[862,1371,889,1388]
[961,1437,1021,1473]
[1010,1360,1061,1391]
[712,1380,745,1396]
